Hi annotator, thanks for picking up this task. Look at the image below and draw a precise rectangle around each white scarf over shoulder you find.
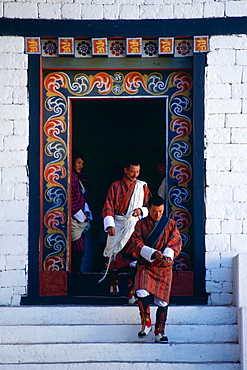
[99,180,147,283]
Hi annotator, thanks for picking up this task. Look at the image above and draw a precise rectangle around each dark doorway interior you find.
[72,98,166,273]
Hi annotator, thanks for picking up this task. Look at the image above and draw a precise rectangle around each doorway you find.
[72,97,166,274]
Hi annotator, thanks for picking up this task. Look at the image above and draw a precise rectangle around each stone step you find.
[0,305,237,325]
[0,324,238,344]
[0,342,239,364]
[0,364,242,370]
[0,365,241,370]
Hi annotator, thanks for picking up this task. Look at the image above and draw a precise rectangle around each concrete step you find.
[0,305,237,325]
[0,324,238,344]
[0,364,241,370]
[0,342,239,364]
[0,305,239,367]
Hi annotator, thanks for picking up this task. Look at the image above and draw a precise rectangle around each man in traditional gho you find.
[100,161,151,298]
[71,152,93,273]
[131,195,182,343]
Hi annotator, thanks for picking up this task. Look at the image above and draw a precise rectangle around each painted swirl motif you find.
[45,141,67,165]
[45,233,66,252]
[169,186,191,210]
[90,72,113,95]
[45,187,66,210]
[170,164,192,185]
[44,164,66,189]
[146,73,169,95]
[173,252,191,271]
[170,210,191,230]
[180,232,190,248]
[170,72,193,98]
[169,141,191,161]
[44,73,67,98]
[170,118,192,142]
[69,73,90,95]
[44,255,65,271]
[44,210,66,233]
[44,119,66,142]
[124,72,147,94]
[170,96,191,117]
[45,96,67,119]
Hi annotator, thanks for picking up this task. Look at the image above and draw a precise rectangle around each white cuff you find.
[140,246,156,262]
[104,215,115,232]
[73,209,86,223]
[163,247,174,261]
[139,206,148,218]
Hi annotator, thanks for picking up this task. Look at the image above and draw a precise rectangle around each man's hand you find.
[154,250,163,261]
[132,208,142,217]
[107,226,116,236]
[84,212,90,222]
[163,256,172,263]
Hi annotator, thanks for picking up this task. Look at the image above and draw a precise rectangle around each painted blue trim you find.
[1,17,247,38]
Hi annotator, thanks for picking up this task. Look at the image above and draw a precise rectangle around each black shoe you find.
[155,333,168,343]
[138,326,152,338]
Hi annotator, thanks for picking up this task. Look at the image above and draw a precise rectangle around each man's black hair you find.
[72,149,85,164]
[124,160,141,169]
[148,195,165,208]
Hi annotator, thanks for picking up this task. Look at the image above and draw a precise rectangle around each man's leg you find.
[154,296,169,343]
[109,269,119,295]
[136,289,152,338]
[128,262,137,304]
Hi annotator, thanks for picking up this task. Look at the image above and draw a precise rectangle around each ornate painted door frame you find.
[39,67,194,297]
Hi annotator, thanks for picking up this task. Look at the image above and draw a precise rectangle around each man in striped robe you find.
[101,162,151,296]
[131,195,182,343]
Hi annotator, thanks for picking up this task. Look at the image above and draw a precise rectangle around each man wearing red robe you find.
[131,195,182,342]
[101,161,151,296]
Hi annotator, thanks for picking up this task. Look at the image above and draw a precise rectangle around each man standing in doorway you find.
[100,161,151,297]
[131,195,182,342]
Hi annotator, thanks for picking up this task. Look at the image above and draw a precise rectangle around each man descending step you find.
[130,195,182,342]
[100,161,151,297]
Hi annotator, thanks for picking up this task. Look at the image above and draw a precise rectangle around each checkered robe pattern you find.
[102,175,151,270]
[71,171,87,253]
[132,215,182,302]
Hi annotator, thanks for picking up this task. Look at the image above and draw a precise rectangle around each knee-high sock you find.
[154,305,168,335]
[137,295,151,331]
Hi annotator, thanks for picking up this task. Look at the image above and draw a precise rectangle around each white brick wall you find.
[0,36,28,306]
[205,34,247,305]
[0,1,247,305]
[1,0,247,20]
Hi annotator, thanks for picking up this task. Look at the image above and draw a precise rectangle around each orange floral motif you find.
[44,210,65,232]
[170,118,192,142]
[169,72,193,98]
[44,164,66,188]
[44,73,67,98]
[124,72,147,94]
[44,255,65,271]
[170,210,192,230]
[169,164,192,185]
[44,119,66,141]
[90,73,113,95]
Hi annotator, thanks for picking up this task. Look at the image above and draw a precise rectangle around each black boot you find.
[154,305,168,343]
[137,295,152,338]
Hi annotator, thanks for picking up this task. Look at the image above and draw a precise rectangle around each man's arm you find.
[102,183,116,234]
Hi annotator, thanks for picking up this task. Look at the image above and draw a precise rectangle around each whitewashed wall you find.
[205,34,247,305]
[1,0,247,20]
[0,0,247,305]
[0,36,28,305]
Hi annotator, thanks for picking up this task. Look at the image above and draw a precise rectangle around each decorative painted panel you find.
[41,69,193,295]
